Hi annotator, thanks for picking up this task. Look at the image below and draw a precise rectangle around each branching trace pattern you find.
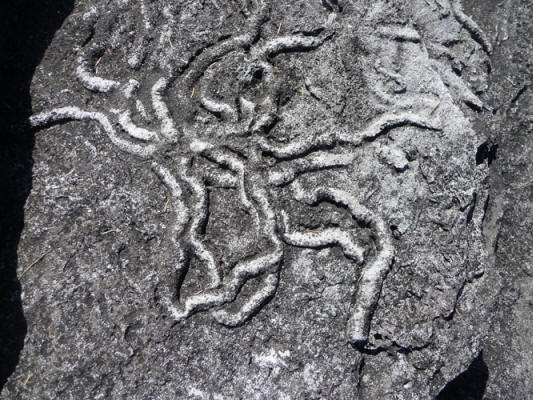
[28,0,488,346]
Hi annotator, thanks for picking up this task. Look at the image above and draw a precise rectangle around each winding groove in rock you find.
[26,0,488,348]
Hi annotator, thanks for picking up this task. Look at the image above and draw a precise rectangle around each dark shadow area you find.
[436,352,489,400]
[476,141,498,166]
[0,0,74,392]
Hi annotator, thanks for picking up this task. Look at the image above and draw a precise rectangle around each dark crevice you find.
[442,38,462,48]
[293,27,326,37]
[356,356,365,391]
[466,192,477,224]
[487,144,498,166]
[476,142,489,165]
[321,0,334,12]
[358,340,430,356]
[282,240,337,254]
[436,352,489,400]
[358,346,391,356]
[80,24,96,48]
[322,0,343,13]
[175,258,192,301]
[465,99,483,112]
[510,85,528,104]
[481,194,490,228]
[263,141,337,162]
[361,120,441,144]
[476,142,498,166]
[199,195,211,236]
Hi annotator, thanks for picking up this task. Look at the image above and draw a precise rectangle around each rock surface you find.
[462,1,533,399]
[0,0,531,399]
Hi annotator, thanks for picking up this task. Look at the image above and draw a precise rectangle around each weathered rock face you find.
[0,0,530,399]
[462,1,533,399]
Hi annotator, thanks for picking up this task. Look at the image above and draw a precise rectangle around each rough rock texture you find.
[462,0,533,399]
[0,0,531,399]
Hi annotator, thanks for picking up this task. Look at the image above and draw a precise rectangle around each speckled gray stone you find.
[1,0,532,399]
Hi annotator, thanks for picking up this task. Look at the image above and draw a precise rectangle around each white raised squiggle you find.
[76,56,120,93]
[29,0,488,347]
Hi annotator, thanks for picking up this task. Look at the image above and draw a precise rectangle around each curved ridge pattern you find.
[27,0,487,346]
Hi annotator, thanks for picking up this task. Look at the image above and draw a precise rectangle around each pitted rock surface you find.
[1,0,531,399]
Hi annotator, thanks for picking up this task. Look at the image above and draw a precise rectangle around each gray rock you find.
[460,1,533,399]
[1,0,531,399]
